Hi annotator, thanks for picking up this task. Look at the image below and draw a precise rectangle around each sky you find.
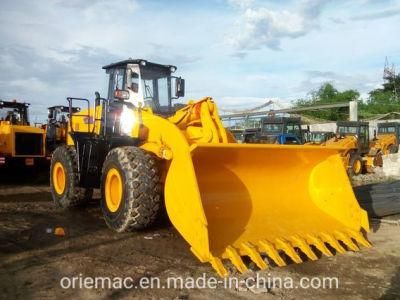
[0,0,399,122]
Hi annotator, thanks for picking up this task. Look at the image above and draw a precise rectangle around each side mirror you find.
[175,77,185,98]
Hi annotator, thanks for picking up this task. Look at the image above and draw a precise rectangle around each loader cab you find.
[48,105,80,124]
[243,117,303,144]
[337,121,370,153]
[46,105,80,152]
[261,116,303,144]
[102,59,185,116]
[307,131,336,144]
[0,100,29,125]
[377,122,400,142]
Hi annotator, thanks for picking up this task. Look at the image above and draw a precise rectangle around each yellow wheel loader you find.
[325,121,382,177]
[370,122,400,155]
[50,59,371,277]
[0,100,46,169]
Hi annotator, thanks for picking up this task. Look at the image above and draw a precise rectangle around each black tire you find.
[389,144,399,154]
[348,153,363,177]
[50,146,93,209]
[100,146,161,232]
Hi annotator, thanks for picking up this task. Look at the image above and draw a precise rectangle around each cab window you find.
[378,126,396,133]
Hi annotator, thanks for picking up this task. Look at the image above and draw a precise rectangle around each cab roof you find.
[337,121,369,127]
[378,122,400,128]
[102,59,176,71]
[0,100,29,108]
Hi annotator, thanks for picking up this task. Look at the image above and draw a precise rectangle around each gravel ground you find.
[352,153,400,187]
[0,170,399,299]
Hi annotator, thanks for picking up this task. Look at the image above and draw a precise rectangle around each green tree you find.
[364,73,400,115]
[294,83,360,121]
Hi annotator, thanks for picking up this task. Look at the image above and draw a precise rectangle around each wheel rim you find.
[53,162,66,195]
[105,168,123,213]
[353,160,361,174]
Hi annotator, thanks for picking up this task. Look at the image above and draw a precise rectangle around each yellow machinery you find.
[325,121,382,177]
[50,59,371,277]
[45,105,80,154]
[370,122,400,155]
[0,100,46,168]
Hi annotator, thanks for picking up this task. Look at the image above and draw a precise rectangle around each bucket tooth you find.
[241,242,268,270]
[258,240,286,267]
[290,236,318,261]
[334,231,359,251]
[224,246,248,274]
[320,232,346,254]
[210,257,228,277]
[345,230,372,248]
[275,238,302,264]
[306,234,333,257]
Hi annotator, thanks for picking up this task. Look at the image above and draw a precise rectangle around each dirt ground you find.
[0,172,400,300]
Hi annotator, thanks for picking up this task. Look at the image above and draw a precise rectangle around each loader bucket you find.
[163,143,371,277]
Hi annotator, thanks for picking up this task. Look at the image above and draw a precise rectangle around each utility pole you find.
[383,57,398,99]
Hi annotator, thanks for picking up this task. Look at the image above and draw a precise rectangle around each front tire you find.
[348,153,363,177]
[100,146,161,232]
[50,146,93,209]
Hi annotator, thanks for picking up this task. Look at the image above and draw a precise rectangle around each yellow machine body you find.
[0,121,46,158]
[68,97,371,276]
[325,135,377,173]
[325,134,358,152]
[370,133,397,155]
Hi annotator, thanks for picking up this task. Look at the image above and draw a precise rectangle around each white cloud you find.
[228,0,254,9]
[297,70,383,100]
[227,0,329,51]
[218,96,290,111]
[0,0,399,121]
[9,77,49,93]
[352,8,400,21]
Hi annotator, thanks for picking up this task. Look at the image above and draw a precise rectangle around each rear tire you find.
[100,146,161,232]
[348,153,363,177]
[50,146,93,209]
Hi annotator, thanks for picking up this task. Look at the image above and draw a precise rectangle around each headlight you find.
[120,105,136,135]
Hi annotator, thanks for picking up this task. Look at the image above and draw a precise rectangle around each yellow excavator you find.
[50,59,371,277]
[0,100,46,169]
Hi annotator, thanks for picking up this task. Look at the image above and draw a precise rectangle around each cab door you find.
[358,125,369,153]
